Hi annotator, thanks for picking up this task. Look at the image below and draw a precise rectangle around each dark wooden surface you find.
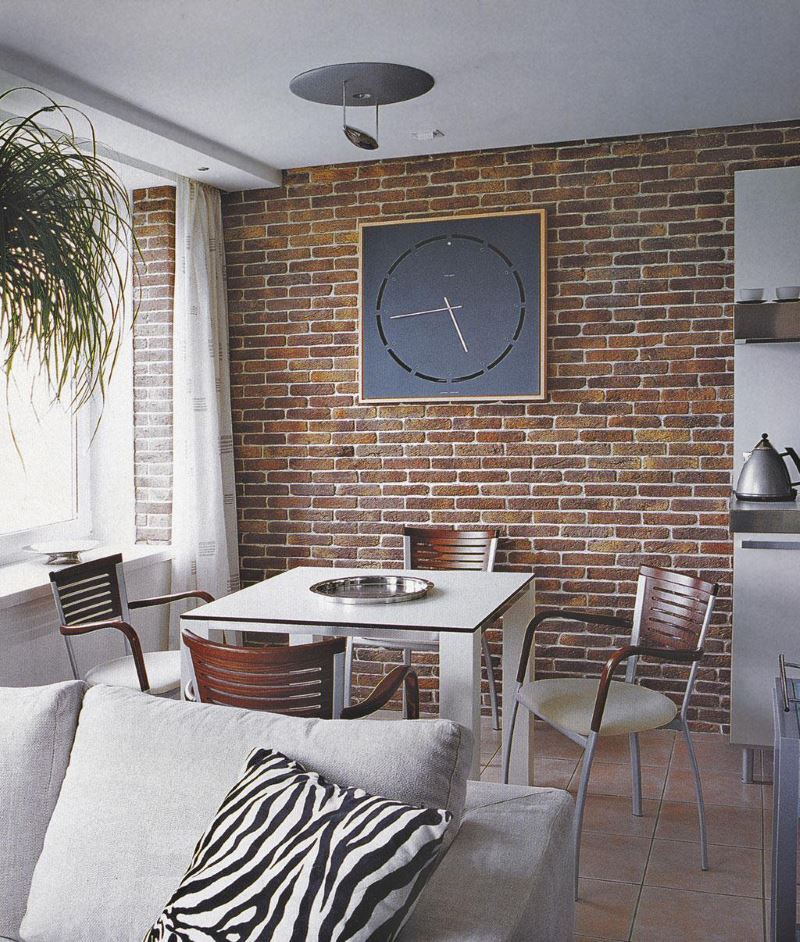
[184,631,419,719]
[405,526,497,570]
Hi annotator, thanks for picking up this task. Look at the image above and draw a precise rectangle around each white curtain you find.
[171,178,240,640]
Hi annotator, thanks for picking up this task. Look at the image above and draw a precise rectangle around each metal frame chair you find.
[183,631,420,719]
[501,565,719,899]
[50,553,213,695]
[345,526,501,728]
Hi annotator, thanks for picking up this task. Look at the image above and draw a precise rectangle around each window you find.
[0,356,90,559]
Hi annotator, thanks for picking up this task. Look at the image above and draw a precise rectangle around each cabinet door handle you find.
[741,540,800,551]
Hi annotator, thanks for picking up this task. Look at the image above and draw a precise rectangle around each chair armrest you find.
[59,620,150,692]
[516,609,632,683]
[589,644,703,732]
[341,666,420,720]
[129,590,215,610]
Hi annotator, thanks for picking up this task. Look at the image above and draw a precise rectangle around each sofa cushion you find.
[145,748,451,942]
[0,681,84,941]
[401,780,575,942]
[21,685,471,942]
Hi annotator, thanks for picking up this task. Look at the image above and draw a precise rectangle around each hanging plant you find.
[0,87,135,409]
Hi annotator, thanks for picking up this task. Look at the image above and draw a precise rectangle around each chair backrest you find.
[49,554,131,679]
[49,554,130,625]
[183,631,346,718]
[630,565,718,653]
[403,527,498,572]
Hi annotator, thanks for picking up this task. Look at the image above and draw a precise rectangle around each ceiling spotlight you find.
[411,129,445,142]
[342,81,378,150]
[290,62,435,153]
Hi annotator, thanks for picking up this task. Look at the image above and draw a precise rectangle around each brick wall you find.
[132,186,176,544]
[221,121,800,729]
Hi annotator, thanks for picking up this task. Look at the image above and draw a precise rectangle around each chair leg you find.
[630,732,643,817]
[402,646,412,715]
[574,731,598,900]
[681,722,709,871]
[343,638,354,708]
[481,631,501,731]
[501,697,520,784]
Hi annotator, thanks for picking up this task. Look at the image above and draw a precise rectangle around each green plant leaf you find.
[0,87,139,411]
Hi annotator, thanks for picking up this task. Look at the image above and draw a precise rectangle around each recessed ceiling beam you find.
[0,45,282,188]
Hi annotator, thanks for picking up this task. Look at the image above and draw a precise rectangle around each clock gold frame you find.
[358,208,547,404]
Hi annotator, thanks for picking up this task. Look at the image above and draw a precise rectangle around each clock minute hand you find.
[443,296,468,353]
[389,304,463,319]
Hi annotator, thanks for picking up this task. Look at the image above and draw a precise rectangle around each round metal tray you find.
[309,575,433,605]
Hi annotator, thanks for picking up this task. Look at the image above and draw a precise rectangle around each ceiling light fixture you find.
[290,62,435,152]
[342,81,378,150]
[411,129,445,142]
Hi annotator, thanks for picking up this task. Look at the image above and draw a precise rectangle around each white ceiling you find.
[0,0,798,190]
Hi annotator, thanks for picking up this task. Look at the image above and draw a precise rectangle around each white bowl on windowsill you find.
[28,540,100,566]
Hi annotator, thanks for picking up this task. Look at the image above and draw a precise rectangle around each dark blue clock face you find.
[377,236,525,383]
[360,212,545,401]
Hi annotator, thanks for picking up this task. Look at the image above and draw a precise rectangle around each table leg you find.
[502,586,536,785]
[180,617,211,700]
[439,630,482,780]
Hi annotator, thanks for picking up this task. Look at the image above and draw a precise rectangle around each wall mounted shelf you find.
[730,495,800,534]
[735,301,800,343]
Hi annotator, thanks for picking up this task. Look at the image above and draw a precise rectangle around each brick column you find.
[131,185,176,544]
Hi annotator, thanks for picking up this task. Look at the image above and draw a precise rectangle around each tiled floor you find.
[477,719,773,942]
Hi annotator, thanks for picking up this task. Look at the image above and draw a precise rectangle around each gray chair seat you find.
[517,678,678,738]
[85,650,181,696]
[352,630,439,651]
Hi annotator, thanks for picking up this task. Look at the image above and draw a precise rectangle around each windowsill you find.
[0,544,173,611]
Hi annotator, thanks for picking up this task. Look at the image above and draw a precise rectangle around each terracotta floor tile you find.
[664,766,762,809]
[578,831,652,884]
[763,783,773,810]
[533,755,579,789]
[644,839,762,898]
[632,886,763,941]
[570,759,667,801]
[593,731,674,768]
[656,801,762,847]
[582,793,659,839]
[481,753,578,788]
[480,748,499,769]
[576,878,640,940]
[671,738,766,779]
[533,723,584,761]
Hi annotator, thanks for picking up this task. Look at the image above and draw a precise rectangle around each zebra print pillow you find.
[144,748,452,942]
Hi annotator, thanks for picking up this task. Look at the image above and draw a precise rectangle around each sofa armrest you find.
[401,781,575,942]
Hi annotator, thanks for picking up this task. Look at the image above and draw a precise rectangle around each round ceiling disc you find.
[290,62,434,107]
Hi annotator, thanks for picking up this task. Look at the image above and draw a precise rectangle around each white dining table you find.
[180,565,536,783]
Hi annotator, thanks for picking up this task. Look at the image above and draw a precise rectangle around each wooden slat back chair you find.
[501,565,718,899]
[345,527,501,729]
[183,631,420,720]
[50,554,213,696]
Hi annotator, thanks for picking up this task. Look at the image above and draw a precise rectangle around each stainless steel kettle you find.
[734,433,800,502]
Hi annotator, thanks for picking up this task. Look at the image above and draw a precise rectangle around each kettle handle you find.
[782,447,800,487]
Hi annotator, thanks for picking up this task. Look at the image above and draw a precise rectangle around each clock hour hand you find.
[443,296,468,353]
[389,304,463,320]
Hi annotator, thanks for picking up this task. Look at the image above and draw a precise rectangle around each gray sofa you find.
[0,681,574,942]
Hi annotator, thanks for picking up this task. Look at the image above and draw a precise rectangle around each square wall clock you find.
[359,209,547,403]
